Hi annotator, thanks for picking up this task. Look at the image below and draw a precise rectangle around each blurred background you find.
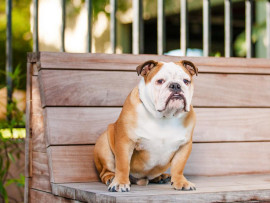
[0,0,269,202]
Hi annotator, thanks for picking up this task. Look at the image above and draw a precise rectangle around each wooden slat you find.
[25,63,32,203]
[47,143,270,183]
[31,174,52,193]
[47,145,99,183]
[30,189,76,203]
[32,151,51,192]
[32,76,47,152]
[53,174,270,202]
[25,63,32,177]
[32,152,50,177]
[32,52,270,73]
[39,70,270,107]
[44,107,270,146]
[185,142,270,176]
[44,107,120,145]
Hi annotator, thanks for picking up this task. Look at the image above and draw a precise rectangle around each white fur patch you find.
[135,103,189,172]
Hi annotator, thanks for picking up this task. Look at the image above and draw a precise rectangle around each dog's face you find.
[137,60,198,118]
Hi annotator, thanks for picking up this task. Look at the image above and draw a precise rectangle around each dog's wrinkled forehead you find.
[153,62,191,81]
[136,59,198,83]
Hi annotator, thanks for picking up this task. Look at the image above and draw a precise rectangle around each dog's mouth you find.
[158,93,187,112]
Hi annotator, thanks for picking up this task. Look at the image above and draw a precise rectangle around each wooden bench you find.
[25,52,270,202]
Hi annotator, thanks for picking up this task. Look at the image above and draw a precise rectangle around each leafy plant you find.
[234,21,266,57]
[0,65,25,203]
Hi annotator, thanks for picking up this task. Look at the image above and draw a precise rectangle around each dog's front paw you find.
[171,175,196,191]
[108,179,131,192]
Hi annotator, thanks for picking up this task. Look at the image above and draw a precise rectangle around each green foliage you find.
[234,21,266,57]
[0,131,24,203]
[0,63,25,203]
[0,0,32,90]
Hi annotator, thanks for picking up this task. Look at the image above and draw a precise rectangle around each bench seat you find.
[51,174,270,202]
[25,52,270,202]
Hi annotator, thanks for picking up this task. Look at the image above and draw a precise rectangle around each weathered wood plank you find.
[47,143,270,183]
[32,151,51,192]
[52,174,270,203]
[32,152,50,177]
[35,52,270,73]
[185,142,270,176]
[47,145,99,183]
[32,76,47,152]
[39,70,270,107]
[44,107,120,145]
[25,63,32,203]
[44,107,270,146]
[31,174,52,193]
[29,189,77,203]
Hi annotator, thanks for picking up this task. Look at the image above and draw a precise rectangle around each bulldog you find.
[94,59,198,192]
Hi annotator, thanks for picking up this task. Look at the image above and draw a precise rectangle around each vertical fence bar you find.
[6,0,12,104]
[267,0,270,58]
[132,0,143,54]
[245,0,253,58]
[224,0,232,57]
[86,0,92,52]
[203,0,211,57]
[110,0,117,53]
[61,0,66,52]
[157,0,165,55]
[33,0,39,52]
[181,0,188,56]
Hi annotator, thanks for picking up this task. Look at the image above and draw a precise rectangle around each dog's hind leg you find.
[149,173,171,184]
[94,125,116,185]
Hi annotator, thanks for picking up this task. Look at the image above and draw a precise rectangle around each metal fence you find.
[4,0,270,102]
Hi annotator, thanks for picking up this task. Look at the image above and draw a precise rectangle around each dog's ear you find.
[181,60,198,76]
[136,60,158,76]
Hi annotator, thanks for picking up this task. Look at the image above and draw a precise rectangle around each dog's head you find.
[137,60,198,118]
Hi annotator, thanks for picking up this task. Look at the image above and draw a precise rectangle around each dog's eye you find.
[183,79,190,85]
[156,79,165,85]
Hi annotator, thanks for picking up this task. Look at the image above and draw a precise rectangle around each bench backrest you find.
[27,52,270,185]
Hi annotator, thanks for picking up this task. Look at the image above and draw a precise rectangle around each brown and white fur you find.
[94,60,198,192]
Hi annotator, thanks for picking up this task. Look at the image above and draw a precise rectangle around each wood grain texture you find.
[33,52,270,74]
[47,145,99,183]
[52,174,270,203]
[44,107,120,145]
[32,152,51,192]
[29,189,77,203]
[46,143,270,183]
[44,107,270,146]
[25,63,32,203]
[185,142,270,176]
[39,70,270,107]
[32,76,46,152]
[31,174,52,193]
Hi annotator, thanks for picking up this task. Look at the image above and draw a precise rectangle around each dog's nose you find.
[169,83,181,92]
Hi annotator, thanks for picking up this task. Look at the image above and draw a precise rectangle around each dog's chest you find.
[135,137,184,170]
[134,104,188,169]
[134,103,188,142]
